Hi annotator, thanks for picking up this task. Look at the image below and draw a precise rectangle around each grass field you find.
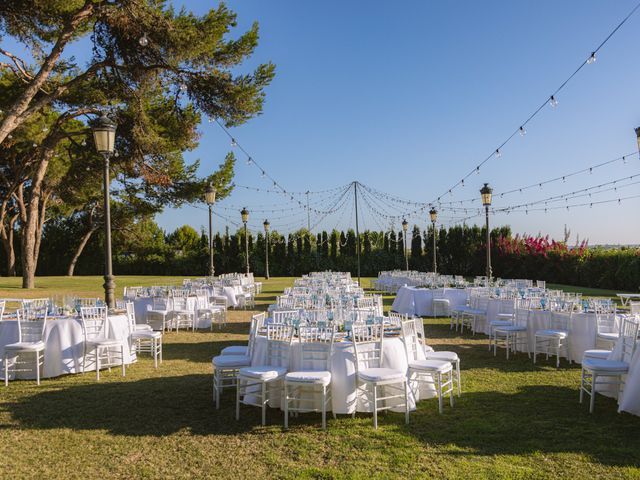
[1,276,639,479]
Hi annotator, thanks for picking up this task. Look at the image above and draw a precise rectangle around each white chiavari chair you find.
[580,317,639,413]
[126,302,162,368]
[431,289,451,318]
[236,324,294,425]
[273,310,298,324]
[534,309,572,368]
[284,325,335,429]
[170,296,195,332]
[493,306,530,360]
[146,296,172,332]
[402,319,453,414]
[81,306,126,381]
[352,324,408,429]
[3,308,47,386]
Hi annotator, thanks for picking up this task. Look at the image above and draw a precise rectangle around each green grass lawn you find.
[1,276,639,479]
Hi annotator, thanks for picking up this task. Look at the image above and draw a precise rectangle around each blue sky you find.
[8,1,640,244]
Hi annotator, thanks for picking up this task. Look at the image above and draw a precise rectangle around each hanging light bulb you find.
[261,170,266,178]
[525,210,528,215]
[476,166,480,174]
[519,126,526,137]
[139,33,149,47]
[623,156,627,164]
[589,203,593,208]
[545,208,548,213]
[539,183,542,189]
[549,95,558,108]
[587,52,596,64]
[562,176,566,183]
[566,206,570,211]
[81,139,87,147]
[231,138,237,147]
[461,179,465,187]
[246,156,252,165]
[495,148,502,158]
[500,193,504,198]
[589,167,593,174]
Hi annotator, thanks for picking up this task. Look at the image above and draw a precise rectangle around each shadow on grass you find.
[6,377,640,467]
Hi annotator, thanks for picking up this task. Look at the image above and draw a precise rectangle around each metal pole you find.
[244,221,250,274]
[208,205,214,277]
[265,231,270,279]
[354,182,361,285]
[102,153,115,308]
[404,232,408,271]
[432,220,437,274]
[485,205,492,279]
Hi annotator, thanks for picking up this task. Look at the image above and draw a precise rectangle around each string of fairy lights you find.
[183,2,640,238]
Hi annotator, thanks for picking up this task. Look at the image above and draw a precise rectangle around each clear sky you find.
[10,1,640,244]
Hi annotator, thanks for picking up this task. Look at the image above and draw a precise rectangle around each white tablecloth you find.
[392,287,469,317]
[133,296,213,329]
[251,334,435,414]
[0,314,135,379]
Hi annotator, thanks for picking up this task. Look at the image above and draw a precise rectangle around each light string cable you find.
[427,2,640,207]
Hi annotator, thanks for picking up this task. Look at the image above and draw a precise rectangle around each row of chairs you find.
[212,315,461,429]
[3,302,162,385]
[145,295,227,332]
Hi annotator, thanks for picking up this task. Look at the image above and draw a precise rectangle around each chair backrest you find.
[273,310,298,324]
[125,301,136,332]
[77,298,100,308]
[549,311,570,332]
[248,312,266,356]
[80,306,108,341]
[265,323,294,367]
[596,312,619,334]
[297,326,335,371]
[514,307,529,328]
[356,296,375,309]
[619,318,640,364]
[152,296,168,310]
[401,319,421,363]
[16,308,47,343]
[172,296,189,310]
[0,300,5,320]
[22,298,50,310]
[351,323,384,373]
[536,280,546,289]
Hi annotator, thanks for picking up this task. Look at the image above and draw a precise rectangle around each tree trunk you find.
[67,226,97,277]
[0,213,18,276]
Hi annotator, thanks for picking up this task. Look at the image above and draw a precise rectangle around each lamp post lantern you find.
[636,127,640,153]
[91,113,117,308]
[480,183,493,280]
[429,207,438,274]
[205,183,216,277]
[401,218,409,271]
[241,207,250,274]
[263,219,270,280]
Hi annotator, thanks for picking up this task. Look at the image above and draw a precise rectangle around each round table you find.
[0,314,135,379]
[392,287,470,317]
[251,334,436,414]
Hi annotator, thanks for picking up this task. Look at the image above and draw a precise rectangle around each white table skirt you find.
[477,302,617,363]
[392,287,469,317]
[133,296,213,329]
[250,335,436,414]
[0,314,135,380]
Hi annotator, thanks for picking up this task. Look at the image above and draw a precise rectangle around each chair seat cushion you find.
[358,367,406,382]
[239,365,287,381]
[496,313,515,320]
[409,359,452,373]
[285,370,331,386]
[490,320,513,327]
[135,324,153,332]
[221,345,248,356]
[424,350,459,362]
[495,325,527,333]
[582,349,611,360]
[86,338,123,347]
[433,299,450,304]
[583,358,629,372]
[212,355,251,368]
[132,330,161,340]
[535,329,568,338]
[451,306,473,313]
[463,309,485,316]
[423,344,435,353]
[597,332,619,341]
[4,341,45,352]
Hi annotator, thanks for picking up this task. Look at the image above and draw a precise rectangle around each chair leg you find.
[456,360,461,397]
[404,380,409,424]
[95,347,100,381]
[533,339,537,364]
[437,373,443,414]
[321,385,327,430]
[261,382,267,426]
[153,339,158,368]
[4,353,9,386]
[36,351,41,386]
[590,373,597,413]
[372,384,378,429]
[235,377,241,420]
[579,368,584,404]
[284,382,289,429]
[121,345,126,377]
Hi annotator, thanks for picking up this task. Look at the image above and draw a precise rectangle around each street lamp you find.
[429,207,438,274]
[263,219,270,280]
[91,112,117,308]
[241,207,250,274]
[401,219,409,271]
[205,183,216,277]
[635,127,640,153]
[480,183,493,280]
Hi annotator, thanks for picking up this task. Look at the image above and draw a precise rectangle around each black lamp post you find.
[205,183,216,277]
[401,219,409,271]
[263,219,270,280]
[91,113,117,308]
[429,207,438,274]
[635,127,640,153]
[480,183,493,280]
[241,207,250,274]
